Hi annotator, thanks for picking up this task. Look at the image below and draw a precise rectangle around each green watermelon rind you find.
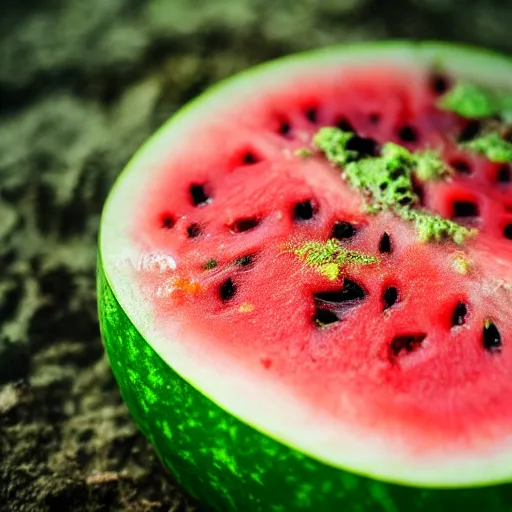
[98,41,512,511]
[97,258,512,511]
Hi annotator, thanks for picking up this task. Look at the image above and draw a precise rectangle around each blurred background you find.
[1,1,512,510]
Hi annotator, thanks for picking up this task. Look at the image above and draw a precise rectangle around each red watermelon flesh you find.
[128,59,512,465]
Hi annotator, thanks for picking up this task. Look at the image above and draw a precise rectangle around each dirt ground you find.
[1,1,512,511]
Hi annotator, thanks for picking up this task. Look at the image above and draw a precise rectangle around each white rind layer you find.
[100,41,512,488]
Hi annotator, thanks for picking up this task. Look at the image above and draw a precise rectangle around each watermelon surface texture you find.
[98,42,512,511]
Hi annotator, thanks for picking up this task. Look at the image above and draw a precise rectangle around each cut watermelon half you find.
[98,42,512,511]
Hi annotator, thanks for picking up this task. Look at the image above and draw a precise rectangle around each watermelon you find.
[97,42,512,511]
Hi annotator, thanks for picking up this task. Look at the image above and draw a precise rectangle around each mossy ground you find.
[1,0,512,511]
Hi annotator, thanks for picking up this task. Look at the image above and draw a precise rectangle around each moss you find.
[313,127,359,166]
[398,208,476,244]
[463,131,512,163]
[438,82,499,119]
[343,142,418,210]
[204,259,218,270]
[315,129,449,207]
[294,148,313,158]
[343,142,449,197]
[293,238,378,280]
[414,150,452,181]
[315,127,475,244]
[438,82,512,123]
[437,81,512,163]
[317,262,342,280]
[452,252,472,275]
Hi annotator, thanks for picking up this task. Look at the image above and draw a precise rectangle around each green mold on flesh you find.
[314,127,475,244]
[312,127,360,166]
[437,80,512,163]
[413,150,452,182]
[397,207,475,244]
[438,82,501,119]
[463,131,512,163]
[438,82,512,123]
[204,258,218,270]
[293,238,378,280]
[313,128,450,183]
[451,252,472,275]
[342,141,420,209]
[98,260,512,511]
[294,148,313,158]
[98,41,512,512]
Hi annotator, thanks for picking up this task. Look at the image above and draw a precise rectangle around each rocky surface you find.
[1,0,512,510]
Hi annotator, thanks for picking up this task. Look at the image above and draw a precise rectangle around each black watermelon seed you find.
[332,221,356,240]
[452,302,468,326]
[483,321,502,353]
[230,217,260,233]
[398,125,418,143]
[220,278,237,302]
[498,165,511,183]
[383,287,399,310]
[243,152,259,165]
[294,200,315,221]
[235,254,255,267]
[453,201,479,218]
[379,233,392,253]
[346,136,378,158]
[459,120,481,142]
[411,177,425,205]
[306,108,318,123]
[314,308,339,327]
[451,159,472,175]
[341,279,367,301]
[187,223,202,238]
[190,184,211,206]
[161,214,175,229]
[314,279,366,303]
[389,333,427,362]
[430,73,450,95]
[336,118,355,132]
[279,122,291,135]
[504,224,512,240]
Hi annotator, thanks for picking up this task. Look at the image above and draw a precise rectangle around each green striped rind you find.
[97,258,512,511]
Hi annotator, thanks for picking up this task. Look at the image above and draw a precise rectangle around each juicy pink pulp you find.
[134,64,512,453]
